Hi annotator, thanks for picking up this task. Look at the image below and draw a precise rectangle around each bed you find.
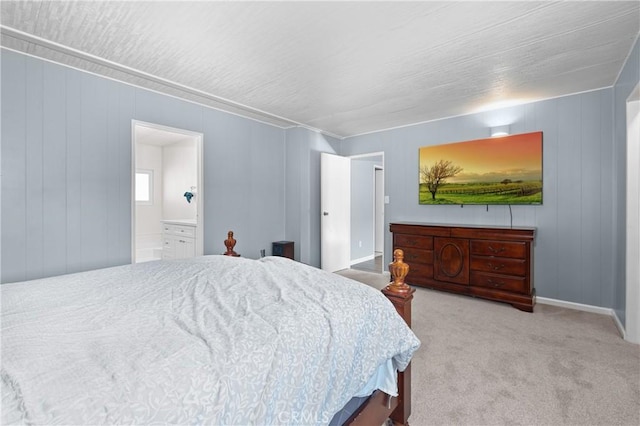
[1,241,419,425]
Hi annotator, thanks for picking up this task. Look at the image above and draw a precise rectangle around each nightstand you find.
[272,241,294,260]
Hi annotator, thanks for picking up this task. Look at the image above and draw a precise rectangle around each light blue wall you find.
[284,127,310,263]
[613,36,640,325]
[1,49,287,283]
[339,88,617,309]
[3,38,637,312]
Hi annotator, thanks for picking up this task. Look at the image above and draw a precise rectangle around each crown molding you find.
[0,25,346,140]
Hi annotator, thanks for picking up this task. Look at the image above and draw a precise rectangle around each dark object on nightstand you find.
[272,241,294,260]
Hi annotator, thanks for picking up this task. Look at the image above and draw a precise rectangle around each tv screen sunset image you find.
[419,131,543,205]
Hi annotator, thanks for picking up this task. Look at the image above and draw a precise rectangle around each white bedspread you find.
[1,255,419,425]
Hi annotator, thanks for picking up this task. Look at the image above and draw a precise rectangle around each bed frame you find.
[224,234,414,425]
[345,248,415,426]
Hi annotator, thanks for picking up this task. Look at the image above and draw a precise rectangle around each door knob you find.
[323,211,329,216]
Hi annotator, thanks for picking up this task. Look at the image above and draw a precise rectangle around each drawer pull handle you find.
[487,279,505,287]
[488,245,505,254]
[487,262,505,271]
[408,253,419,260]
[179,239,186,243]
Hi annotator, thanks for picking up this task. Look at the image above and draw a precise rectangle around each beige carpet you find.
[337,269,640,426]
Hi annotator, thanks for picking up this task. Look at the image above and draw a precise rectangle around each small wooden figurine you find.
[223,230,240,257]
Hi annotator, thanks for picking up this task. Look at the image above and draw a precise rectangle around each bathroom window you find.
[135,169,154,205]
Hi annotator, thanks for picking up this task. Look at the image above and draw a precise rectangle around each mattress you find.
[1,255,419,425]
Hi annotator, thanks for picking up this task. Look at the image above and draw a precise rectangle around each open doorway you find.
[131,121,204,263]
[350,153,385,274]
[320,151,385,274]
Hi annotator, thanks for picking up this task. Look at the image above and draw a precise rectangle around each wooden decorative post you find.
[382,249,415,425]
[347,249,416,426]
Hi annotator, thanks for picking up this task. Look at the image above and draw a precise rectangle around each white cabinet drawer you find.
[162,237,175,259]
[163,237,174,249]
[173,225,195,238]
[163,224,195,237]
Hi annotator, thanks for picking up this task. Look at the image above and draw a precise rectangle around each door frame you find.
[374,165,384,255]
[131,120,204,263]
[350,152,385,272]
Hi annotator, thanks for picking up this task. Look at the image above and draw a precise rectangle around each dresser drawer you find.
[406,263,434,283]
[470,256,526,276]
[470,240,526,259]
[401,248,433,265]
[395,234,433,249]
[471,271,527,293]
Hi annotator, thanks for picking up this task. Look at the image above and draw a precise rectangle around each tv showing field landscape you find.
[419,131,543,205]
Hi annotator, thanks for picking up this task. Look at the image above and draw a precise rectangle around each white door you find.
[321,153,351,272]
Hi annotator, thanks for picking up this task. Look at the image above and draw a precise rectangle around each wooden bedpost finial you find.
[382,248,414,426]
[223,230,240,256]
[387,249,411,294]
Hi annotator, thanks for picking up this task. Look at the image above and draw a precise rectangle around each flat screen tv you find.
[419,131,543,205]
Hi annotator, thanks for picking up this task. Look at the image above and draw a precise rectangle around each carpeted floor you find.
[337,269,640,426]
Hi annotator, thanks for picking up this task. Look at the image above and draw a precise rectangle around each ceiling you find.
[135,124,195,147]
[1,1,638,138]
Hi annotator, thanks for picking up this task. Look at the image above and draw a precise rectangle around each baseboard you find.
[612,311,626,339]
[351,254,375,265]
[536,297,613,316]
[537,296,625,338]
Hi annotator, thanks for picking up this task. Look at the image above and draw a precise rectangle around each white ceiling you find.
[135,124,194,147]
[1,1,638,138]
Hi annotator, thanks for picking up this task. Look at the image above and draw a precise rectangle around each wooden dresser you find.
[390,222,536,311]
